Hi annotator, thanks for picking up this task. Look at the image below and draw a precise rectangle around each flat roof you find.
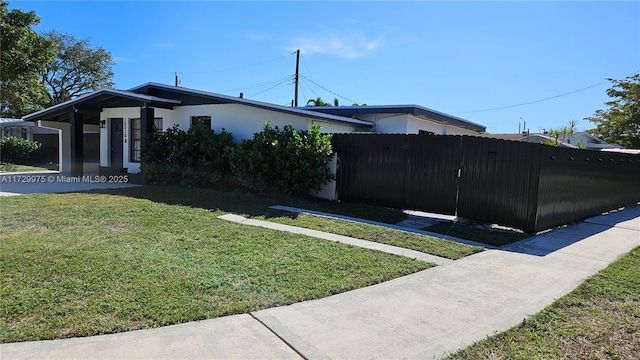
[299,105,486,132]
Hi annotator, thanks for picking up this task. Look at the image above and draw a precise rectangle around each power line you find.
[300,75,360,105]
[451,82,606,114]
[178,54,289,74]
[301,78,321,100]
[300,54,315,82]
[451,70,640,114]
[246,77,293,98]
[299,81,308,105]
[216,75,293,94]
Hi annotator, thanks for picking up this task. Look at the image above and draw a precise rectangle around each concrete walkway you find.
[270,205,493,249]
[0,171,138,196]
[2,205,639,360]
[219,213,453,265]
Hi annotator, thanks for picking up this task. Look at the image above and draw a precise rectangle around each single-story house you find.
[1,117,58,140]
[23,82,486,177]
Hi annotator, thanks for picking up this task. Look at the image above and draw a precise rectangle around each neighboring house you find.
[1,118,60,165]
[23,82,487,176]
[1,117,58,140]
[484,131,624,150]
[301,105,486,135]
[566,132,624,150]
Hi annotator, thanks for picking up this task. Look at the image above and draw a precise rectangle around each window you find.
[419,130,435,135]
[191,115,211,129]
[130,118,163,162]
[153,117,163,132]
[130,118,141,163]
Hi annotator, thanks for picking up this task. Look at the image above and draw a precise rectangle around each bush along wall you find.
[229,122,335,196]
[141,121,234,187]
[0,136,42,164]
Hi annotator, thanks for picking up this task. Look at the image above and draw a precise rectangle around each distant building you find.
[483,131,624,150]
[0,118,58,140]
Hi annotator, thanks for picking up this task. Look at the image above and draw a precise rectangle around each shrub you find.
[229,122,334,195]
[141,121,234,186]
[0,136,42,164]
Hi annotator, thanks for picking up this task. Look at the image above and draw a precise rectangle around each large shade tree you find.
[42,30,115,107]
[587,74,640,149]
[0,0,55,117]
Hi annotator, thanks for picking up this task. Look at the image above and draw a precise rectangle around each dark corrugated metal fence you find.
[331,133,640,233]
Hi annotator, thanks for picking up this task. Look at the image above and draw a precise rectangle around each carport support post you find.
[140,105,154,155]
[69,108,84,176]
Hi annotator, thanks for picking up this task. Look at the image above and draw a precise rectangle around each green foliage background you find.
[587,74,640,149]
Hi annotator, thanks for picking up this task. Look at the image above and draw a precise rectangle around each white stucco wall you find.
[371,114,409,134]
[100,104,359,174]
[406,115,479,136]
[352,113,480,136]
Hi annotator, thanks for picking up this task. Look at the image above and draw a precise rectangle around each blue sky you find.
[10,1,640,133]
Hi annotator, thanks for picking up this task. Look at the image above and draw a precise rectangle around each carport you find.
[23,90,180,176]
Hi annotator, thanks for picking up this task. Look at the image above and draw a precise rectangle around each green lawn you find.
[0,190,433,343]
[424,222,529,247]
[447,246,640,359]
[263,213,483,260]
[92,186,482,260]
[0,163,58,173]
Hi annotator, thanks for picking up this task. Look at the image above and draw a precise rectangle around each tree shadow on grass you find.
[86,185,408,224]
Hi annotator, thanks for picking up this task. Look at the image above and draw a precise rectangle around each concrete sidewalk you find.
[2,206,639,359]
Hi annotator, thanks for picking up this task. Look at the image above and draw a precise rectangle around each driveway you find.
[0,171,138,196]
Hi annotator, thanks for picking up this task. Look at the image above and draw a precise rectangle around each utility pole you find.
[294,49,300,107]
[175,72,179,87]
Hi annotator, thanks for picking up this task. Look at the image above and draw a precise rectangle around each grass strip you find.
[447,246,640,360]
[261,213,483,260]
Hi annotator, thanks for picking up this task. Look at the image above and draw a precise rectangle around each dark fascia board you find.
[129,82,375,128]
[299,105,486,132]
[23,89,182,122]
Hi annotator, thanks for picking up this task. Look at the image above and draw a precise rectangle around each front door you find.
[110,118,123,167]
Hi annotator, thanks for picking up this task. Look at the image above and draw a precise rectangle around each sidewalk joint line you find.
[250,313,309,360]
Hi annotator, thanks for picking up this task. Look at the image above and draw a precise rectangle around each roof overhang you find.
[129,82,375,128]
[300,105,487,133]
[23,89,182,123]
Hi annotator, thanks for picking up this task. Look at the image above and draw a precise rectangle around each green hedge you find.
[141,121,234,187]
[0,136,42,164]
[229,122,334,195]
[140,121,335,196]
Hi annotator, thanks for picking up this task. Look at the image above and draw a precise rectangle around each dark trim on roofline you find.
[299,105,486,132]
[129,82,374,128]
[23,89,181,122]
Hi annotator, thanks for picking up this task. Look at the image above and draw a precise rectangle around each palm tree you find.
[567,120,579,144]
[306,97,332,106]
